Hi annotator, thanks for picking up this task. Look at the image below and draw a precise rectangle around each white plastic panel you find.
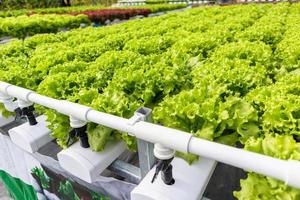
[8,115,52,153]
[58,140,126,183]
[131,157,217,200]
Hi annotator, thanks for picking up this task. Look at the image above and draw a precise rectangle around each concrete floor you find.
[0,181,11,200]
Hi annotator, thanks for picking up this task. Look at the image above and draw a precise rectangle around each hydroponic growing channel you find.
[0,2,300,200]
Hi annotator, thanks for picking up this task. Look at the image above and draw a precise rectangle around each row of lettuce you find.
[0,0,115,11]
[0,0,61,10]
[0,4,187,39]
[0,3,300,199]
[0,4,185,17]
[0,5,106,18]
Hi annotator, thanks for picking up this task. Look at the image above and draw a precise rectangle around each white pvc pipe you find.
[189,137,300,188]
[28,93,61,111]
[86,110,192,153]
[1,81,300,188]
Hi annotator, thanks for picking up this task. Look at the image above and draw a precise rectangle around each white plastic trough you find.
[131,157,216,200]
[8,115,52,153]
[58,140,126,183]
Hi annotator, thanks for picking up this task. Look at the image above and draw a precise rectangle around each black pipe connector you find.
[68,125,90,148]
[14,107,23,121]
[77,125,90,148]
[151,157,175,185]
[14,105,37,126]
[22,105,38,126]
[162,164,175,185]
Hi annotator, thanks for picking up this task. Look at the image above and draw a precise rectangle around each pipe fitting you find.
[152,143,175,185]
[0,91,12,102]
[0,92,18,112]
[17,99,33,109]
[128,107,152,126]
[128,107,152,136]
[69,116,89,148]
[17,99,37,125]
[154,143,175,160]
[4,100,18,112]
[69,116,87,128]
[6,85,33,103]
[22,106,38,125]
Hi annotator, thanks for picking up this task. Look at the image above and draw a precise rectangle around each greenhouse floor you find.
[0,181,10,200]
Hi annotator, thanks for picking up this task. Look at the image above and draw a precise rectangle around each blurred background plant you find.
[0,0,117,10]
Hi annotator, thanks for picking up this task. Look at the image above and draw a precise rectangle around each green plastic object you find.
[0,170,38,200]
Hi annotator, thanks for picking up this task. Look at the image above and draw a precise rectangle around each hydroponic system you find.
[0,1,300,200]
